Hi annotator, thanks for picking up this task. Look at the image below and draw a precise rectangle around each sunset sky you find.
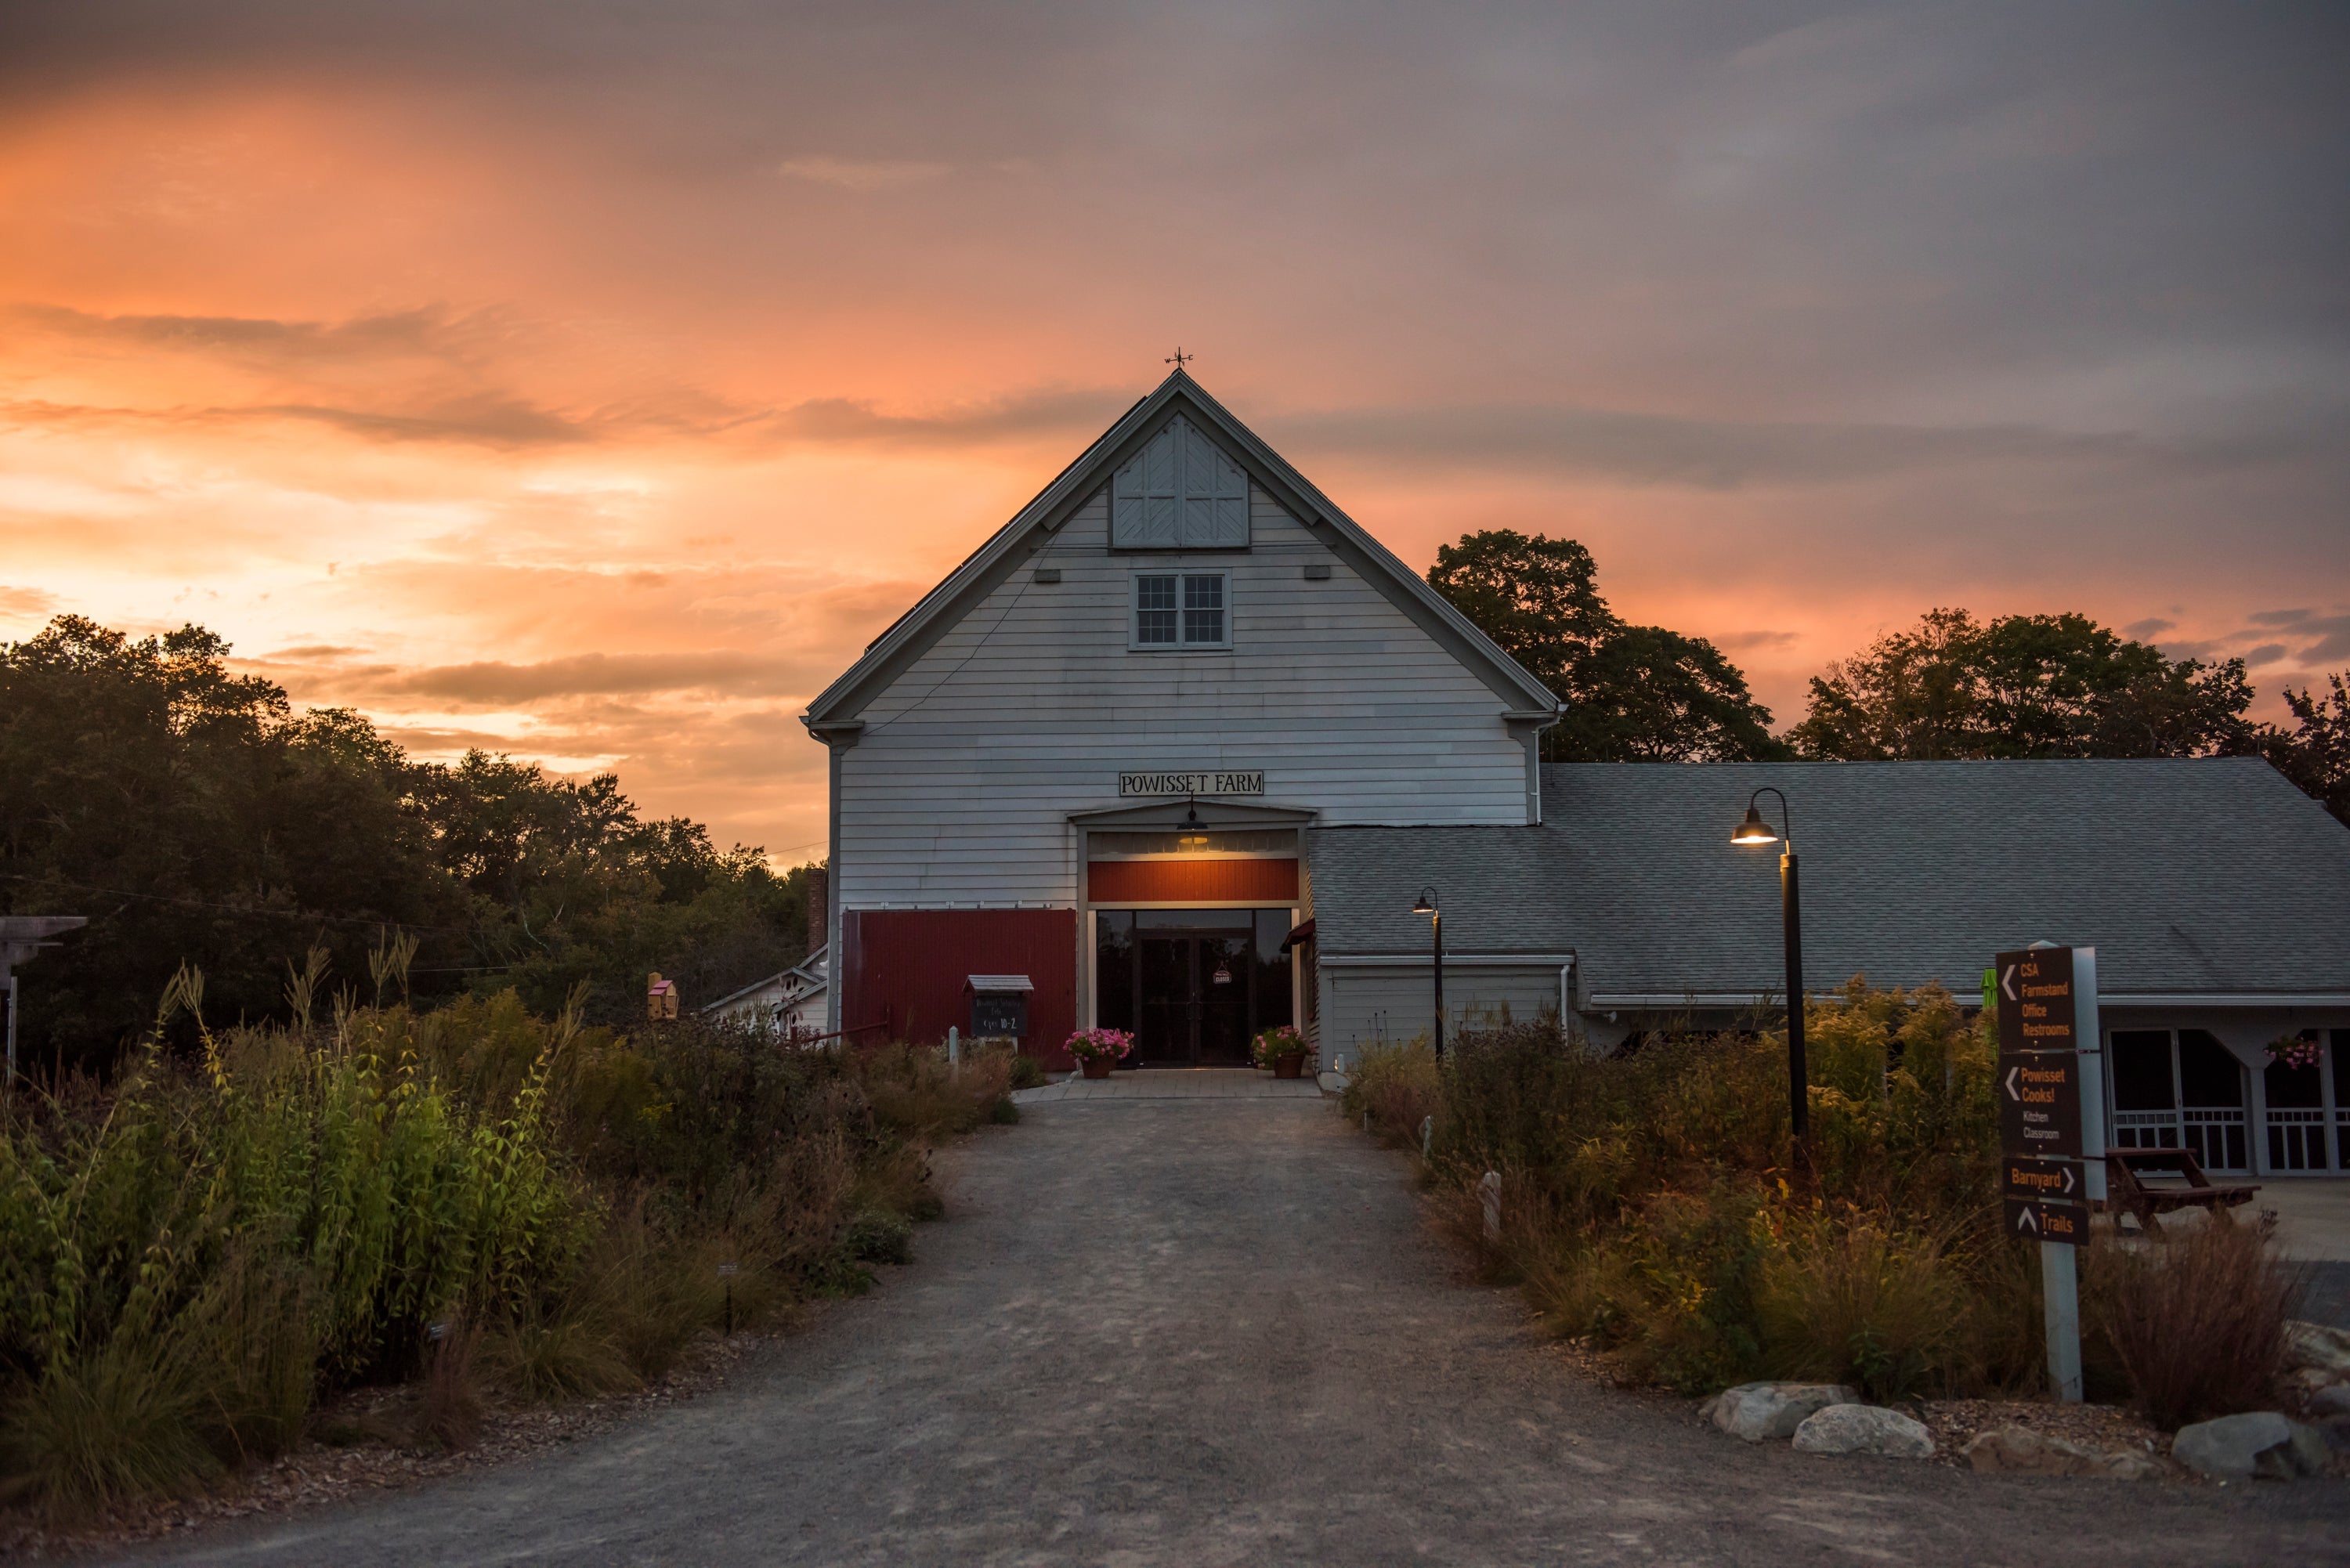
[3,2,2345,863]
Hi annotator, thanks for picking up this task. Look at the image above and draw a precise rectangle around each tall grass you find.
[0,969,1017,1522]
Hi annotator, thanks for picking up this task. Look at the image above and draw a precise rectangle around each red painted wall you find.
[842,908,1079,1067]
[1085,858,1300,903]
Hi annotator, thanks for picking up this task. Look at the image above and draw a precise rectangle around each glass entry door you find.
[1136,930,1253,1066]
[1095,909,1294,1068]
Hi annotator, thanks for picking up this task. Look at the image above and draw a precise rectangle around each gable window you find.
[1131,571,1229,650]
[1111,414,1250,551]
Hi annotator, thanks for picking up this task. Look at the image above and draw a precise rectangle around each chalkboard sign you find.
[971,993,1027,1039]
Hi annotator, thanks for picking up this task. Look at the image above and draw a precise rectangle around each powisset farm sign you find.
[1119,771,1265,797]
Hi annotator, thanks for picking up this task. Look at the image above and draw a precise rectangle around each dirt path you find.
[116,1096,2348,1566]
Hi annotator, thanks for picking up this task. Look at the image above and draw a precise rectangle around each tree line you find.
[9,552,2346,1072]
[1,617,815,1075]
[1429,529,2350,825]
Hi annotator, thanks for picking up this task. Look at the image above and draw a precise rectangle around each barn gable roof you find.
[801,369,1561,728]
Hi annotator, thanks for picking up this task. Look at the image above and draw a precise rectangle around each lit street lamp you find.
[1411,886,1444,1059]
[1731,789,1807,1139]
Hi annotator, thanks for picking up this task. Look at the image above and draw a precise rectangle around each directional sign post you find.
[1994,944,2103,1404]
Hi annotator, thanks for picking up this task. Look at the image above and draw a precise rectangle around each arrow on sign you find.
[2002,963,2019,1003]
[2016,1204,2039,1234]
[2063,1164,2076,1195]
[2005,1064,2021,1100]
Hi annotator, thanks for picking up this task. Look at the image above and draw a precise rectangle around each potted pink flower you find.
[1251,1025,1311,1078]
[1065,1027,1135,1079]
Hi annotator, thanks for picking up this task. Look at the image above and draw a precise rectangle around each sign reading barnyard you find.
[1119,771,1264,797]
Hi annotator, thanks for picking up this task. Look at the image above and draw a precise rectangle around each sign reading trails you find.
[2005,1198,2087,1244]
[1119,770,1265,797]
[2001,1154,2083,1203]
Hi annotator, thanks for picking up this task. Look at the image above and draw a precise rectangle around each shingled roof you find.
[1307,758,2350,1005]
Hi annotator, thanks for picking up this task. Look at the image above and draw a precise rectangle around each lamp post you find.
[1731,789,1806,1140]
[1412,887,1444,1058]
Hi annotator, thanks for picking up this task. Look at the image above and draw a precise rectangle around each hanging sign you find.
[1120,771,1264,797]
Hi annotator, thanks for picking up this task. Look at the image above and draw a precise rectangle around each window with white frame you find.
[1131,571,1229,649]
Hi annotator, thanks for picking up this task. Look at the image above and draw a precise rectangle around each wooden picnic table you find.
[2097,1147,2260,1235]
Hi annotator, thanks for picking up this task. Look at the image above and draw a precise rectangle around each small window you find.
[1131,571,1230,650]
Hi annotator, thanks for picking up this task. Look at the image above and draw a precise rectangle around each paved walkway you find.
[119,1098,2347,1566]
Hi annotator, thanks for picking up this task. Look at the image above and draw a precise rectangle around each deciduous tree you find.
[1428,530,1781,761]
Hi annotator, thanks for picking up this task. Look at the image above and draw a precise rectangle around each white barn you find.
[801,369,2350,1180]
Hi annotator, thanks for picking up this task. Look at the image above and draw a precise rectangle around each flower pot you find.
[1272,1054,1305,1079]
[1080,1057,1114,1079]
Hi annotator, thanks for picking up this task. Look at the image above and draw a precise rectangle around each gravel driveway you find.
[119,1093,2348,1566]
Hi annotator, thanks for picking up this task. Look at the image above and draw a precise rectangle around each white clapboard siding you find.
[1318,962,1568,1064]
[838,483,1533,907]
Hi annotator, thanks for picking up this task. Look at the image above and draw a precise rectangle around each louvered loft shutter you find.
[1111,421,1180,548]
[1177,417,1249,547]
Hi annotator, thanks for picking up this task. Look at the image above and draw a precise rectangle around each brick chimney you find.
[806,867,829,955]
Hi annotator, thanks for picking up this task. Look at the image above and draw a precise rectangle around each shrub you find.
[1753,1209,1976,1401]
[2088,1219,2304,1429]
[0,1331,220,1519]
[1342,1040,1441,1149]
[845,1212,914,1266]
[0,985,1005,1520]
[1007,1054,1047,1091]
[1368,978,2037,1402]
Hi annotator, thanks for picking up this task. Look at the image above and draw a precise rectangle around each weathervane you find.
[1165,346,1194,370]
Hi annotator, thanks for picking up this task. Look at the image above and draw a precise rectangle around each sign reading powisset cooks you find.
[1119,771,1265,797]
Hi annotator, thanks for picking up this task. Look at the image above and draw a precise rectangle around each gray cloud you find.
[2244,643,2288,665]
[2294,613,2350,663]
[2124,618,2176,638]
[2249,608,2314,626]
[389,651,819,704]
[11,302,468,363]
[1712,629,1800,652]
[0,586,62,619]
[1269,403,2146,489]
[2,394,588,449]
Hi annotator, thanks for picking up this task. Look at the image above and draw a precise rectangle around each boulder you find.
[2285,1321,2350,1378]
[1708,1382,1860,1443]
[2171,1412,2329,1480]
[1961,1425,2159,1479]
[2310,1384,2350,1422]
[1791,1403,1936,1459]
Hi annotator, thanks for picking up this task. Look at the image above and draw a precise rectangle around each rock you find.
[2285,1321,2350,1378]
[2310,1384,2350,1421]
[1791,1403,1936,1458]
[2290,1365,2340,1396]
[1708,1382,1860,1443]
[2171,1411,2329,1480]
[1961,1425,2159,1479]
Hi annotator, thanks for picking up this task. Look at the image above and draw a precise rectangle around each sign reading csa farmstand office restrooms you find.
[1119,771,1264,797]
[1996,945,2078,1053]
